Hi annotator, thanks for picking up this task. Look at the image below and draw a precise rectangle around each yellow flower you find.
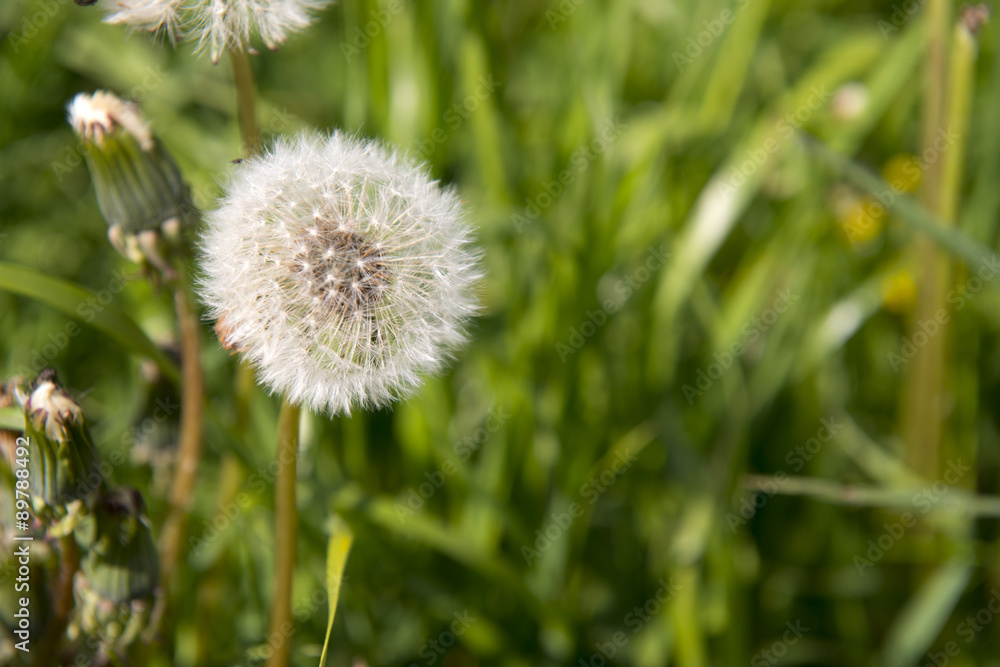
[882,270,917,314]
[882,155,921,193]
[840,196,884,245]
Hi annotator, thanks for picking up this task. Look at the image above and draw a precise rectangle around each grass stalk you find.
[898,0,952,478]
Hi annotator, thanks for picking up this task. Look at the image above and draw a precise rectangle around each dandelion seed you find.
[98,0,335,63]
[198,131,481,415]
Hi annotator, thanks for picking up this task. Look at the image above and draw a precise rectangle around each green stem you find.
[742,474,1000,515]
[899,0,951,479]
[37,535,79,666]
[230,49,261,157]
[938,16,980,487]
[146,275,205,643]
[266,400,300,667]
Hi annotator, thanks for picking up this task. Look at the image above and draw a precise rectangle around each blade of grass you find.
[881,555,974,667]
[804,138,994,267]
[319,515,354,667]
[0,262,179,383]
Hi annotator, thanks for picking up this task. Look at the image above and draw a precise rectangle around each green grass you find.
[3,0,1000,665]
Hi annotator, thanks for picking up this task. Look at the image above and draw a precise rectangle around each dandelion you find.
[98,0,335,63]
[68,90,197,277]
[73,487,158,650]
[22,369,105,518]
[198,131,481,415]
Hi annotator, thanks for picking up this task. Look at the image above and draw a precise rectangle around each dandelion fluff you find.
[198,132,481,415]
[100,0,333,63]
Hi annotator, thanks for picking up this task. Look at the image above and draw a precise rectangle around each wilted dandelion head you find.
[68,91,197,277]
[99,0,334,63]
[26,369,85,442]
[198,131,481,415]
[68,91,152,151]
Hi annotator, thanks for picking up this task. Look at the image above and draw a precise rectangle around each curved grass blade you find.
[804,137,996,267]
[0,262,180,384]
[319,515,354,667]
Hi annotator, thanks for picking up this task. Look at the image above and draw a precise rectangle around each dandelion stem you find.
[230,48,261,157]
[267,400,300,667]
[148,273,205,639]
[37,535,79,665]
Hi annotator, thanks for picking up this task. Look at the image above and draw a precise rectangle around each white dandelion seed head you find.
[101,0,185,42]
[198,131,482,415]
[100,0,335,63]
[68,91,153,151]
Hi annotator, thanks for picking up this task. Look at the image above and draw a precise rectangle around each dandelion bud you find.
[68,90,198,277]
[22,369,104,516]
[198,131,481,415]
[73,487,157,648]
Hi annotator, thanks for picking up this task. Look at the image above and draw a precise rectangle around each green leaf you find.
[0,406,22,431]
[319,515,354,667]
[881,555,974,667]
[0,262,179,384]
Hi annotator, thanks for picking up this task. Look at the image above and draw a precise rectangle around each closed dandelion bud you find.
[75,487,159,602]
[73,487,157,648]
[198,131,481,415]
[22,369,104,517]
[68,90,199,277]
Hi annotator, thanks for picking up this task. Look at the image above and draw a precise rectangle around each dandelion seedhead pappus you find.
[98,0,335,63]
[198,131,481,415]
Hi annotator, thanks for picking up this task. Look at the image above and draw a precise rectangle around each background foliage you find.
[3,0,1000,665]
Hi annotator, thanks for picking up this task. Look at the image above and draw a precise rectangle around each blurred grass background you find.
[4,0,1000,665]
